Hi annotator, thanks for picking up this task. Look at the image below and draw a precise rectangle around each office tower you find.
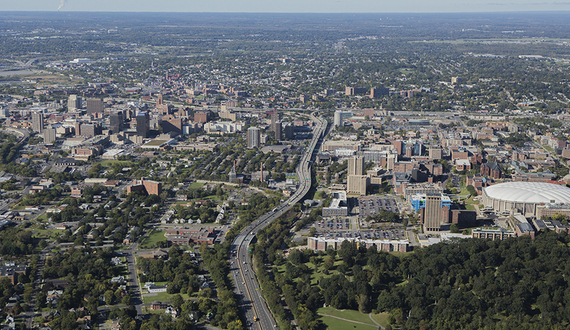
[348,156,364,176]
[74,123,81,136]
[109,111,124,134]
[194,111,208,123]
[387,154,396,171]
[68,95,82,110]
[270,110,278,132]
[136,112,150,138]
[161,115,182,134]
[43,128,56,143]
[429,146,443,160]
[247,127,260,149]
[86,98,104,115]
[345,87,368,96]
[0,108,9,118]
[32,111,44,133]
[347,175,368,196]
[156,94,163,106]
[333,110,352,127]
[284,124,294,140]
[81,123,101,137]
[369,87,389,99]
[392,140,404,156]
[423,194,442,232]
[274,122,282,141]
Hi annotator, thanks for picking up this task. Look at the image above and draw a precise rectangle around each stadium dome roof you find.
[484,182,570,204]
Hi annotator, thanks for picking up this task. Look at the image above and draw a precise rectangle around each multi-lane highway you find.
[230,114,328,330]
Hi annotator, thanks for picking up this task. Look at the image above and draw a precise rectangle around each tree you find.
[466,185,477,196]
[323,257,334,271]
[105,290,115,305]
[172,294,184,309]
[450,223,460,233]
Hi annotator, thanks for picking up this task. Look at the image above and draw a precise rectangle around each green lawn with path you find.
[318,307,376,325]
[318,307,391,329]
[371,312,391,328]
[319,315,376,330]
[140,230,167,248]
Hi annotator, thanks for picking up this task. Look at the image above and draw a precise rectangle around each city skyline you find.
[1,0,570,13]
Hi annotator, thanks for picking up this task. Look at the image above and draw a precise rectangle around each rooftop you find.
[485,182,570,204]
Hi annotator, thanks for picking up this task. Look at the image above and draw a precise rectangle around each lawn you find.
[370,312,391,328]
[314,191,325,200]
[465,196,479,205]
[32,228,65,240]
[459,187,471,196]
[140,230,167,249]
[318,315,376,330]
[464,204,475,211]
[542,144,554,153]
[189,182,205,189]
[318,307,376,326]
[141,292,191,304]
[100,160,131,167]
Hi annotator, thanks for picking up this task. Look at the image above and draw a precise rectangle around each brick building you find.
[480,162,502,179]
[126,178,162,196]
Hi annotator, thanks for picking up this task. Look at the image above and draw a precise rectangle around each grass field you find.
[318,307,376,325]
[32,228,65,240]
[371,312,391,328]
[140,230,167,249]
[100,160,131,167]
[189,182,205,189]
[141,292,191,304]
[318,307,391,329]
[319,315,376,330]
[314,191,325,200]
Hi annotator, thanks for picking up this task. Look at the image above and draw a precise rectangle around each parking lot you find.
[318,218,352,230]
[314,227,407,241]
[356,196,398,218]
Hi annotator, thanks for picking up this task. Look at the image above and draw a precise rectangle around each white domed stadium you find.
[482,182,570,216]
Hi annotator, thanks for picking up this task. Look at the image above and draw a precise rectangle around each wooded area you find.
[255,210,570,330]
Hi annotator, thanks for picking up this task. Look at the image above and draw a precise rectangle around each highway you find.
[230,113,328,330]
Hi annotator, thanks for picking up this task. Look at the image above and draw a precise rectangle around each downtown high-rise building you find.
[68,95,82,111]
[86,98,104,115]
[348,156,365,176]
[109,111,124,134]
[274,122,282,141]
[423,194,442,232]
[43,128,56,144]
[347,156,367,196]
[32,111,44,133]
[247,127,260,148]
[136,112,150,137]
[333,110,353,127]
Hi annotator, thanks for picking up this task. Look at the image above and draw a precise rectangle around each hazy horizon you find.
[1,0,570,14]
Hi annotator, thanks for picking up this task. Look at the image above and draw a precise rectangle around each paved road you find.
[24,243,55,329]
[230,114,328,330]
[124,243,144,316]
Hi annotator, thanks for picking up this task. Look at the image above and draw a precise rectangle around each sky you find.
[0,0,569,13]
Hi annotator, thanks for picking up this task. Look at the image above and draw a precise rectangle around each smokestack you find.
[57,0,68,11]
